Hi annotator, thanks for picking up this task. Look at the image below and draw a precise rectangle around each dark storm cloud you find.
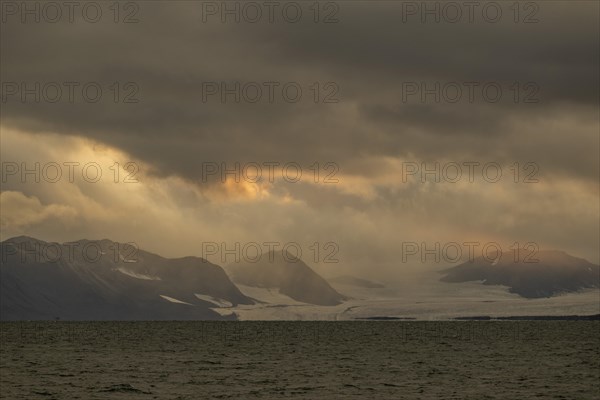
[1,1,598,184]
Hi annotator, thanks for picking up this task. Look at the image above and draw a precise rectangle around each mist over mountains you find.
[1,236,599,320]
[226,251,347,306]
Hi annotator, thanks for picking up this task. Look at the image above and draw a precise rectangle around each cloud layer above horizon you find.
[1,1,599,274]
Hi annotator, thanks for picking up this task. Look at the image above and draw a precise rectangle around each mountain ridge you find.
[1,236,253,321]
[439,249,600,298]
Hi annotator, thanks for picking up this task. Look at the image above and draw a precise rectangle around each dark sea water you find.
[1,322,598,399]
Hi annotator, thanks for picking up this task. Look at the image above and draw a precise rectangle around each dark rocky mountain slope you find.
[440,249,600,298]
[1,236,253,320]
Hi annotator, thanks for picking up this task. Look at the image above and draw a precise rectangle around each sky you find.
[1,1,599,279]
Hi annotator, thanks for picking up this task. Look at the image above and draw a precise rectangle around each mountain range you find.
[2,237,599,320]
